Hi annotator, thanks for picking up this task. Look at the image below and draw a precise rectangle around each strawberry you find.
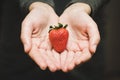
[49,23,69,53]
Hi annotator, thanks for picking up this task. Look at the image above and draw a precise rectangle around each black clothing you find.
[0,0,108,80]
[19,0,109,15]
[19,0,54,14]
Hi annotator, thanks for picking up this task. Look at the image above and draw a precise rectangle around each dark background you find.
[0,0,120,80]
[104,0,120,80]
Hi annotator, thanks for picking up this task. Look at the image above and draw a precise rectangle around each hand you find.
[59,3,100,72]
[20,2,60,72]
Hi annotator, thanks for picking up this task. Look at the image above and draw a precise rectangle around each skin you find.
[21,2,60,72]
[59,3,100,72]
[21,2,100,72]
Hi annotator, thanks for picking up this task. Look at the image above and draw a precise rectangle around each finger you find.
[87,21,100,53]
[60,50,67,71]
[67,61,75,71]
[21,20,33,53]
[52,50,61,70]
[45,50,57,72]
[80,48,92,63]
[67,52,77,71]
[39,38,57,71]
[62,51,74,72]
[29,47,47,70]
[74,51,83,65]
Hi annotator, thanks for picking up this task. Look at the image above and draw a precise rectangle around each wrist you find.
[68,3,91,15]
[29,2,54,12]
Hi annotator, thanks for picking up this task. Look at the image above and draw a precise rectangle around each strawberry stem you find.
[49,23,68,33]
[50,25,53,28]
[58,23,63,28]
[64,24,68,28]
[49,25,53,33]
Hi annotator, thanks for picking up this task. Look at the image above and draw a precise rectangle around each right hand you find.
[20,2,60,72]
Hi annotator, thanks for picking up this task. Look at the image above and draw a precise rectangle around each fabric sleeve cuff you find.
[19,0,54,14]
[67,0,105,16]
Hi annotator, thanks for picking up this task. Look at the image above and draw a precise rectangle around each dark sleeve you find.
[68,0,109,16]
[19,0,54,13]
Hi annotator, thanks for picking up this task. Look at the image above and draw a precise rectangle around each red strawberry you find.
[49,23,69,53]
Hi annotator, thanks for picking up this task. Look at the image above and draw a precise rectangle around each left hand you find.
[59,3,100,72]
[20,2,60,72]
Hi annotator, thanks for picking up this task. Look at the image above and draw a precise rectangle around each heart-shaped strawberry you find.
[49,23,69,53]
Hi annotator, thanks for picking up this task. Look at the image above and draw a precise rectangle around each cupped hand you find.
[59,3,100,72]
[20,2,60,72]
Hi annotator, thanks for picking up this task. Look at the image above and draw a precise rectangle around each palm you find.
[21,7,60,72]
[59,8,100,72]
[66,20,89,52]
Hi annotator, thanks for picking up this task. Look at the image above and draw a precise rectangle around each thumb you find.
[21,21,32,53]
[88,22,100,54]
